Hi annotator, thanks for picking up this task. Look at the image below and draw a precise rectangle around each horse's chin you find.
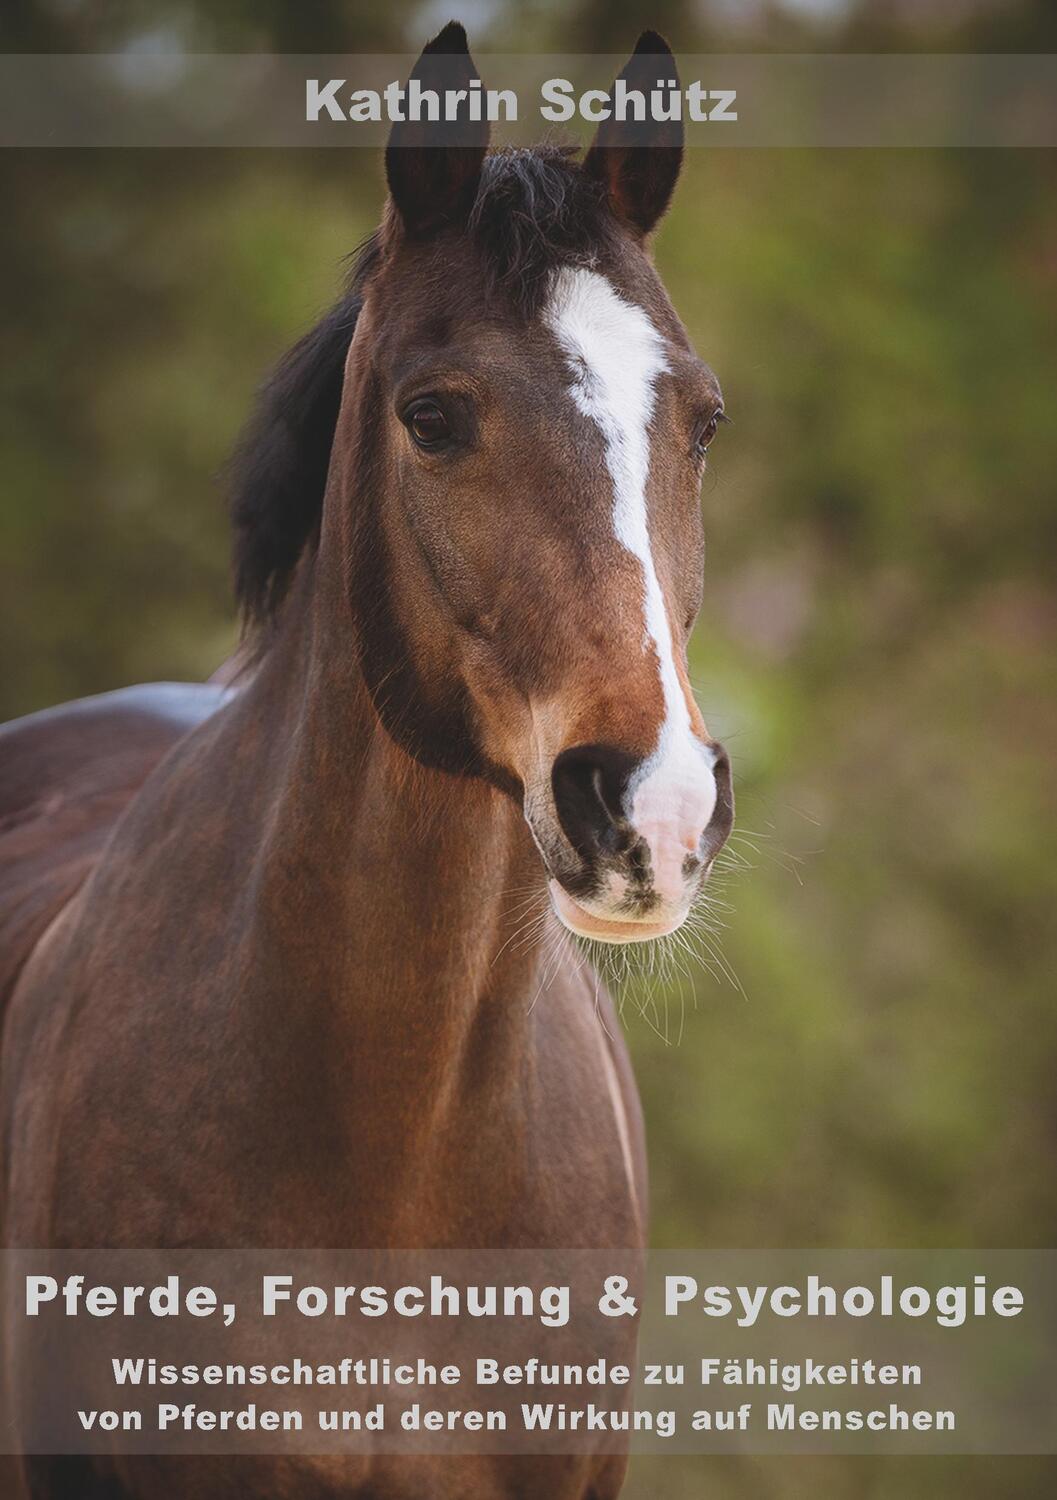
[548,880,685,946]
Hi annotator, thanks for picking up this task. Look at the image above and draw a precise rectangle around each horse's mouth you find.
[548,880,685,946]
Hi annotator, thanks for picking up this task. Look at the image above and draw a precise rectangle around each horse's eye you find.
[407,401,451,450]
[694,407,724,461]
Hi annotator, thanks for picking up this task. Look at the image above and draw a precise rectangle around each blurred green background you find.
[2,0,1055,1495]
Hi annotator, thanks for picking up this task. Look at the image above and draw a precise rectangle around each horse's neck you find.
[233,579,547,1053]
[214,590,555,1236]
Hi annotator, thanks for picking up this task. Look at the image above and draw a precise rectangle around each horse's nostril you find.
[551,744,637,863]
[701,743,735,858]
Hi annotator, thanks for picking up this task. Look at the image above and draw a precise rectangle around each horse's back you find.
[0,683,226,1009]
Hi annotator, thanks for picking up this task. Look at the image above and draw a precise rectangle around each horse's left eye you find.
[694,408,724,461]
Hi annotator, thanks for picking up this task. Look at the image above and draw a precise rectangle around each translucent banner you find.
[1,55,1056,148]
[1,1249,1054,1455]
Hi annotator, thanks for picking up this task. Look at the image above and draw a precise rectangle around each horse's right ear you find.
[385,22,490,238]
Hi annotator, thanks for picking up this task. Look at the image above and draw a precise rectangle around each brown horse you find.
[0,25,732,1500]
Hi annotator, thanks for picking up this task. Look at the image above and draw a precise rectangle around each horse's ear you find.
[385,22,490,238]
[583,31,684,236]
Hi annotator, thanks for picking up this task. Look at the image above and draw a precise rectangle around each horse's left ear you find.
[385,22,490,238]
[583,31,684,236]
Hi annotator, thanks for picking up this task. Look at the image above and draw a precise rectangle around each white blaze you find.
[544,266,716,907]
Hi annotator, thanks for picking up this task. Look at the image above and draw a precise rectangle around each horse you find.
[0,25,733,1500]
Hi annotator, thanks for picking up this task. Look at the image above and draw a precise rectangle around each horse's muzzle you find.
[541,738,734,944]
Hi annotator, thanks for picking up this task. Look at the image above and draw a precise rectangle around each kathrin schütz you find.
[306,77,738,125]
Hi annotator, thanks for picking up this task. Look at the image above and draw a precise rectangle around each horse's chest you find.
[6,952,643,1254]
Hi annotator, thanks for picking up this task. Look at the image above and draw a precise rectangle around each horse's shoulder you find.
[0,682,227,1009]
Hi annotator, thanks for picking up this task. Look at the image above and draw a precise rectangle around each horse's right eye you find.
[406,401,451,449]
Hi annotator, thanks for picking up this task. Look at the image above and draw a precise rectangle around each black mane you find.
[227,233,381,627]
[229,147,615,628]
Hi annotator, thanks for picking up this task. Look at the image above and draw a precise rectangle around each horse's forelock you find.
[468,146,617,316]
